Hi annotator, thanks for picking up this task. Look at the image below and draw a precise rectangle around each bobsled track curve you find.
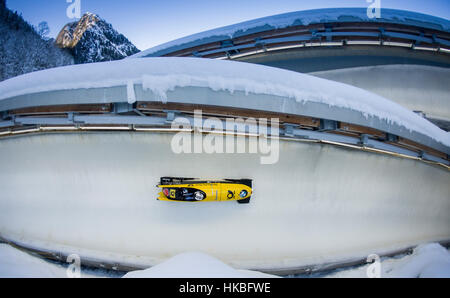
[310,65,450,125]
[0,131,449,274]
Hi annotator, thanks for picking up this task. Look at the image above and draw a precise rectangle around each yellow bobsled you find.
[157,177,252,204]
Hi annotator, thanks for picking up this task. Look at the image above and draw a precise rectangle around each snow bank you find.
[123,252,277,278]
[0,57,448,147]
[387,243,450,278]
[1,242,448,278]
[0,244,119,278]
[326,243,450,278]
[0,243,67,278]
[131,8,450,58]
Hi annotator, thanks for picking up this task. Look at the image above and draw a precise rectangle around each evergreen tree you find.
[37,21,50,39]
[0,2,73,81]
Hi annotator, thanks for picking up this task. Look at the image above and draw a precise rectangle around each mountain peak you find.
[55,12,139,64]
[55,12,98,48]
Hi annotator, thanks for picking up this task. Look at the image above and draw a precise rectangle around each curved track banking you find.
[311,65,450,126]
[0,132,448,271]
[135,7,450,131]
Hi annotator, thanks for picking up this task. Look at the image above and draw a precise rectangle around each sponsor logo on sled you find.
[157,177,253,204]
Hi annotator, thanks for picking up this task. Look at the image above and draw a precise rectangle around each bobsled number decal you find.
[169,189,176,199]
[227,191,235,199]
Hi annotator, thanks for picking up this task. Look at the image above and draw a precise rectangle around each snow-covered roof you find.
[0,57,448,150]
[131,8,450,58]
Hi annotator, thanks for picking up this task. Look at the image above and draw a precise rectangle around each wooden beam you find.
[136,101,320,128]
[339,122,385,138]
[10,104,112,115]
[398,137,448,160]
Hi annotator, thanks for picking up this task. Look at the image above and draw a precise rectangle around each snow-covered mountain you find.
[0,0,140,82]
[0,0,74,81]
[55,12,140,64]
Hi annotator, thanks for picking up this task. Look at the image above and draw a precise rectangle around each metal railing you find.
[148,22,450,59]
[1,110,448,169]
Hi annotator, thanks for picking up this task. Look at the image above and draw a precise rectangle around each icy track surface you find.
[311,65,450,122]
[0,132,449,270]
[0,57,448,147]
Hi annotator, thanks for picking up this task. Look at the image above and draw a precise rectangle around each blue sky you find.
[6,0,450,51]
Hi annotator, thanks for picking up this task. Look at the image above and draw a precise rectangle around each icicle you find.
[127,80,136,104]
